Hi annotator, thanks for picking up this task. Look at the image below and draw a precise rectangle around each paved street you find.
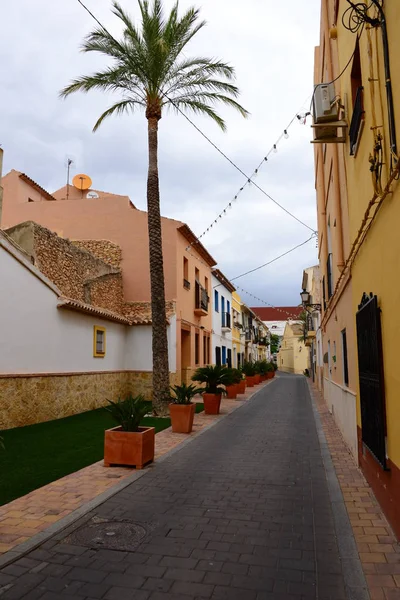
[0,375,366,600]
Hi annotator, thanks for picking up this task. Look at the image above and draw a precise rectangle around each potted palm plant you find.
[258,360,268,382]
[169,383,203,433]
[242,361,256,387]
[253,361,261,385]
[192,365,234,415]
[266,362,275,379]
[104,394,155,469]
[225,368,241,399]
[237,367,247,394]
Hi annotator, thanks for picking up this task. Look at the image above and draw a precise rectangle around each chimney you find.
[0,148,3,228]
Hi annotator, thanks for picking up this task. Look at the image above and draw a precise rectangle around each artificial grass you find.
[0,402,203,507]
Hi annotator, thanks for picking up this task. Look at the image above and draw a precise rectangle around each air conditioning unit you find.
[311,83,348,144]
[313,83,339,123]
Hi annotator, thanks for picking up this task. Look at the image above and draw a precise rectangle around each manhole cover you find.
[65,519,147,551]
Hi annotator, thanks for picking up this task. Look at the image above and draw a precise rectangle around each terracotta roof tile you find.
[250,306,303,321]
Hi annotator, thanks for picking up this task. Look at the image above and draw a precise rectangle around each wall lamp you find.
[300,289,321,311]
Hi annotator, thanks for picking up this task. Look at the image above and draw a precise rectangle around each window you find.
[221,296,225,315]
[349,40,364,155]
[93,326,106,357]
[183,257,190,289]
[227,348,232,368]
[222,346,226,365]
[195,332,200,365]
[216,346,221,366]
[205,276,209,293]
[227,300,230,316]
[327,217,333,299]
[203,334,207,365]
[195,267,200,282]
[214,290,219,312]
[341,329,349,386]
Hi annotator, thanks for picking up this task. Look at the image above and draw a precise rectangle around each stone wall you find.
[124,300,176,322]
[85,273,124,315]
[5,221,124,315]
[0,371,179,430]
[72,239,122,268]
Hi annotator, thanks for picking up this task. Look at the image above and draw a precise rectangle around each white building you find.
[211,269,234,367]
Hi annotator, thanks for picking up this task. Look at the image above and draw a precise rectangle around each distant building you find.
[250,306,303,339]
[277,322,309,375]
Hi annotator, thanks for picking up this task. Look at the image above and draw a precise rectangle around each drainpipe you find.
[323,0,345,270]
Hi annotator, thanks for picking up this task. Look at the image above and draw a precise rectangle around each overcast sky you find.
[1,0,321,307]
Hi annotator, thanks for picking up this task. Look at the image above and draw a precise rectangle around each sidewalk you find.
[0,381,270,559]
[308,380,400,600]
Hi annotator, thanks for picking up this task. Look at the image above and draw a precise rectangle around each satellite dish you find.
[87,191,99,199]
[73,173,92,191]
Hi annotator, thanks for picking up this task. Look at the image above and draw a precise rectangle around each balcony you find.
[349,86,364,156]
[221,312,231,331]
[245,328,252,343]
[194,281,209,316]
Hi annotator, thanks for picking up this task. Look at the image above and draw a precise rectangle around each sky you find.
[0,0,321,307]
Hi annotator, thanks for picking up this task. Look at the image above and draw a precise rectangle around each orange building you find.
[1,169,215,385]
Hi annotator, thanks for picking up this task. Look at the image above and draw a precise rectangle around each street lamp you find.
[300,288,321,311]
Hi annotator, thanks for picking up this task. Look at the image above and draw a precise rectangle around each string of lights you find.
[235,284,302,320]
[169,96,317,250]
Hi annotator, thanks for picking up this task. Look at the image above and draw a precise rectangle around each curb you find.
[306,379,370,600]
[0,380,274,569]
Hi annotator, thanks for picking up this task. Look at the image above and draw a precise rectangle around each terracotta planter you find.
[237,380,246,394]
[267,371,274,379]
[225,385,237,399]
[104,426,155,469]
[203,393,222,415]
[169,403,195,434]
[272,371,276,378]
[246,376,255,387]
[260,374,266,382]
[254,374,261,385]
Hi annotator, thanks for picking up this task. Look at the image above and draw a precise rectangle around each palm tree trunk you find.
[147,116,170,414]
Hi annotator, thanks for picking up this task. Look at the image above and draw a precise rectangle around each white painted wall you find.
[0,243,177,375]
[262,320,287,338]
[124,314,177,373]
[0,244,127,373]
[324,377,358,458]
[211,274,233,365]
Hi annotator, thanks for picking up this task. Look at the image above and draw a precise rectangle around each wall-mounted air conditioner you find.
[311,83,348,144]
[313,83,339,123]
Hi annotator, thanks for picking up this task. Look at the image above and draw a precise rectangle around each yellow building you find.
[314,0,400,538]
[232,291,245,368]
[277,322,309,375]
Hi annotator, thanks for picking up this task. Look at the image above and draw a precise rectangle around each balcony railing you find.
[183,278,190,290]
[221,312,231,329]
[194,281,209,315]
[245,328,252,342]
[349,86,364,156]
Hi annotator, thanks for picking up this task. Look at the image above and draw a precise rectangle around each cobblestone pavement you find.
[0,389,260,557]
[0,375,366,599]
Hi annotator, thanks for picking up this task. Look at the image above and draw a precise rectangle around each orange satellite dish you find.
[72,173,92,191]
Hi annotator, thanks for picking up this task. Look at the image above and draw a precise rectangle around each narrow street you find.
[0,375,367,600]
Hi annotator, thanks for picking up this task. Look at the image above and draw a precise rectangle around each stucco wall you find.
[324,377,358,458]
[211,273,232,365]
[124,315,177,373]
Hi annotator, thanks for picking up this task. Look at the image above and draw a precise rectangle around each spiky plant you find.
[60,0,248,413]
[170,383,204,405]
[106,394,151,432]
[192,365,234,395]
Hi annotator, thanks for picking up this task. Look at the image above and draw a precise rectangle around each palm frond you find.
[93,99,143,131]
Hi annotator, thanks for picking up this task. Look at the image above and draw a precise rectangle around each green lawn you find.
[0,402,204,507]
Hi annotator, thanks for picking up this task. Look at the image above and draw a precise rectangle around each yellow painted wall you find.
[278,323,309,374]
[334,0,400,466]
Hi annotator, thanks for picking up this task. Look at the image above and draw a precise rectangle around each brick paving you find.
[308,381,400,600]
[0,374,358,600]
[0,384,263,557]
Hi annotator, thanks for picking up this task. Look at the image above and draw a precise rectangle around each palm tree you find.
[61,0,248,413]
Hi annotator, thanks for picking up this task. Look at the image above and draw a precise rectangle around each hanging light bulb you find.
[228,202,232,209]
[284,130,289,139]
[273,144,277,153]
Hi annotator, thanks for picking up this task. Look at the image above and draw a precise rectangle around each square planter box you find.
[169,403,196,433]
[237,380,246,394]
[203,393,222,415]
[104,426,155,469]
[246,376,255,387]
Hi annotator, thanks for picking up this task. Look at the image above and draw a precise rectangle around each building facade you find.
[277,322,309,375]
[232,291,246,368]
[301,265,323,388]
[211,269,234,368]
[314,0,400,537]
[1,170,215,388]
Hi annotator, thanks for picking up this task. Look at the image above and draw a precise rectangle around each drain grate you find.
[65,517,148,551]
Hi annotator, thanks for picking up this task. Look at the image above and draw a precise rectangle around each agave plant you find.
[229,368,243,384]
[192,365,234,395]
[170,383,204,405]
[106,394,150,432]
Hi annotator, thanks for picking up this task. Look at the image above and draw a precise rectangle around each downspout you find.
[370,0,397,169]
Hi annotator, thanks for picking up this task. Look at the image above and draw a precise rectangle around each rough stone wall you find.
[5,222,124,314]
[85,273,124,314]
[72,239,122,269]
[0,371,179,429]
[123,300,175,322]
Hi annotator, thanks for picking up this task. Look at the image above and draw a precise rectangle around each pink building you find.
[1,170,216,386]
